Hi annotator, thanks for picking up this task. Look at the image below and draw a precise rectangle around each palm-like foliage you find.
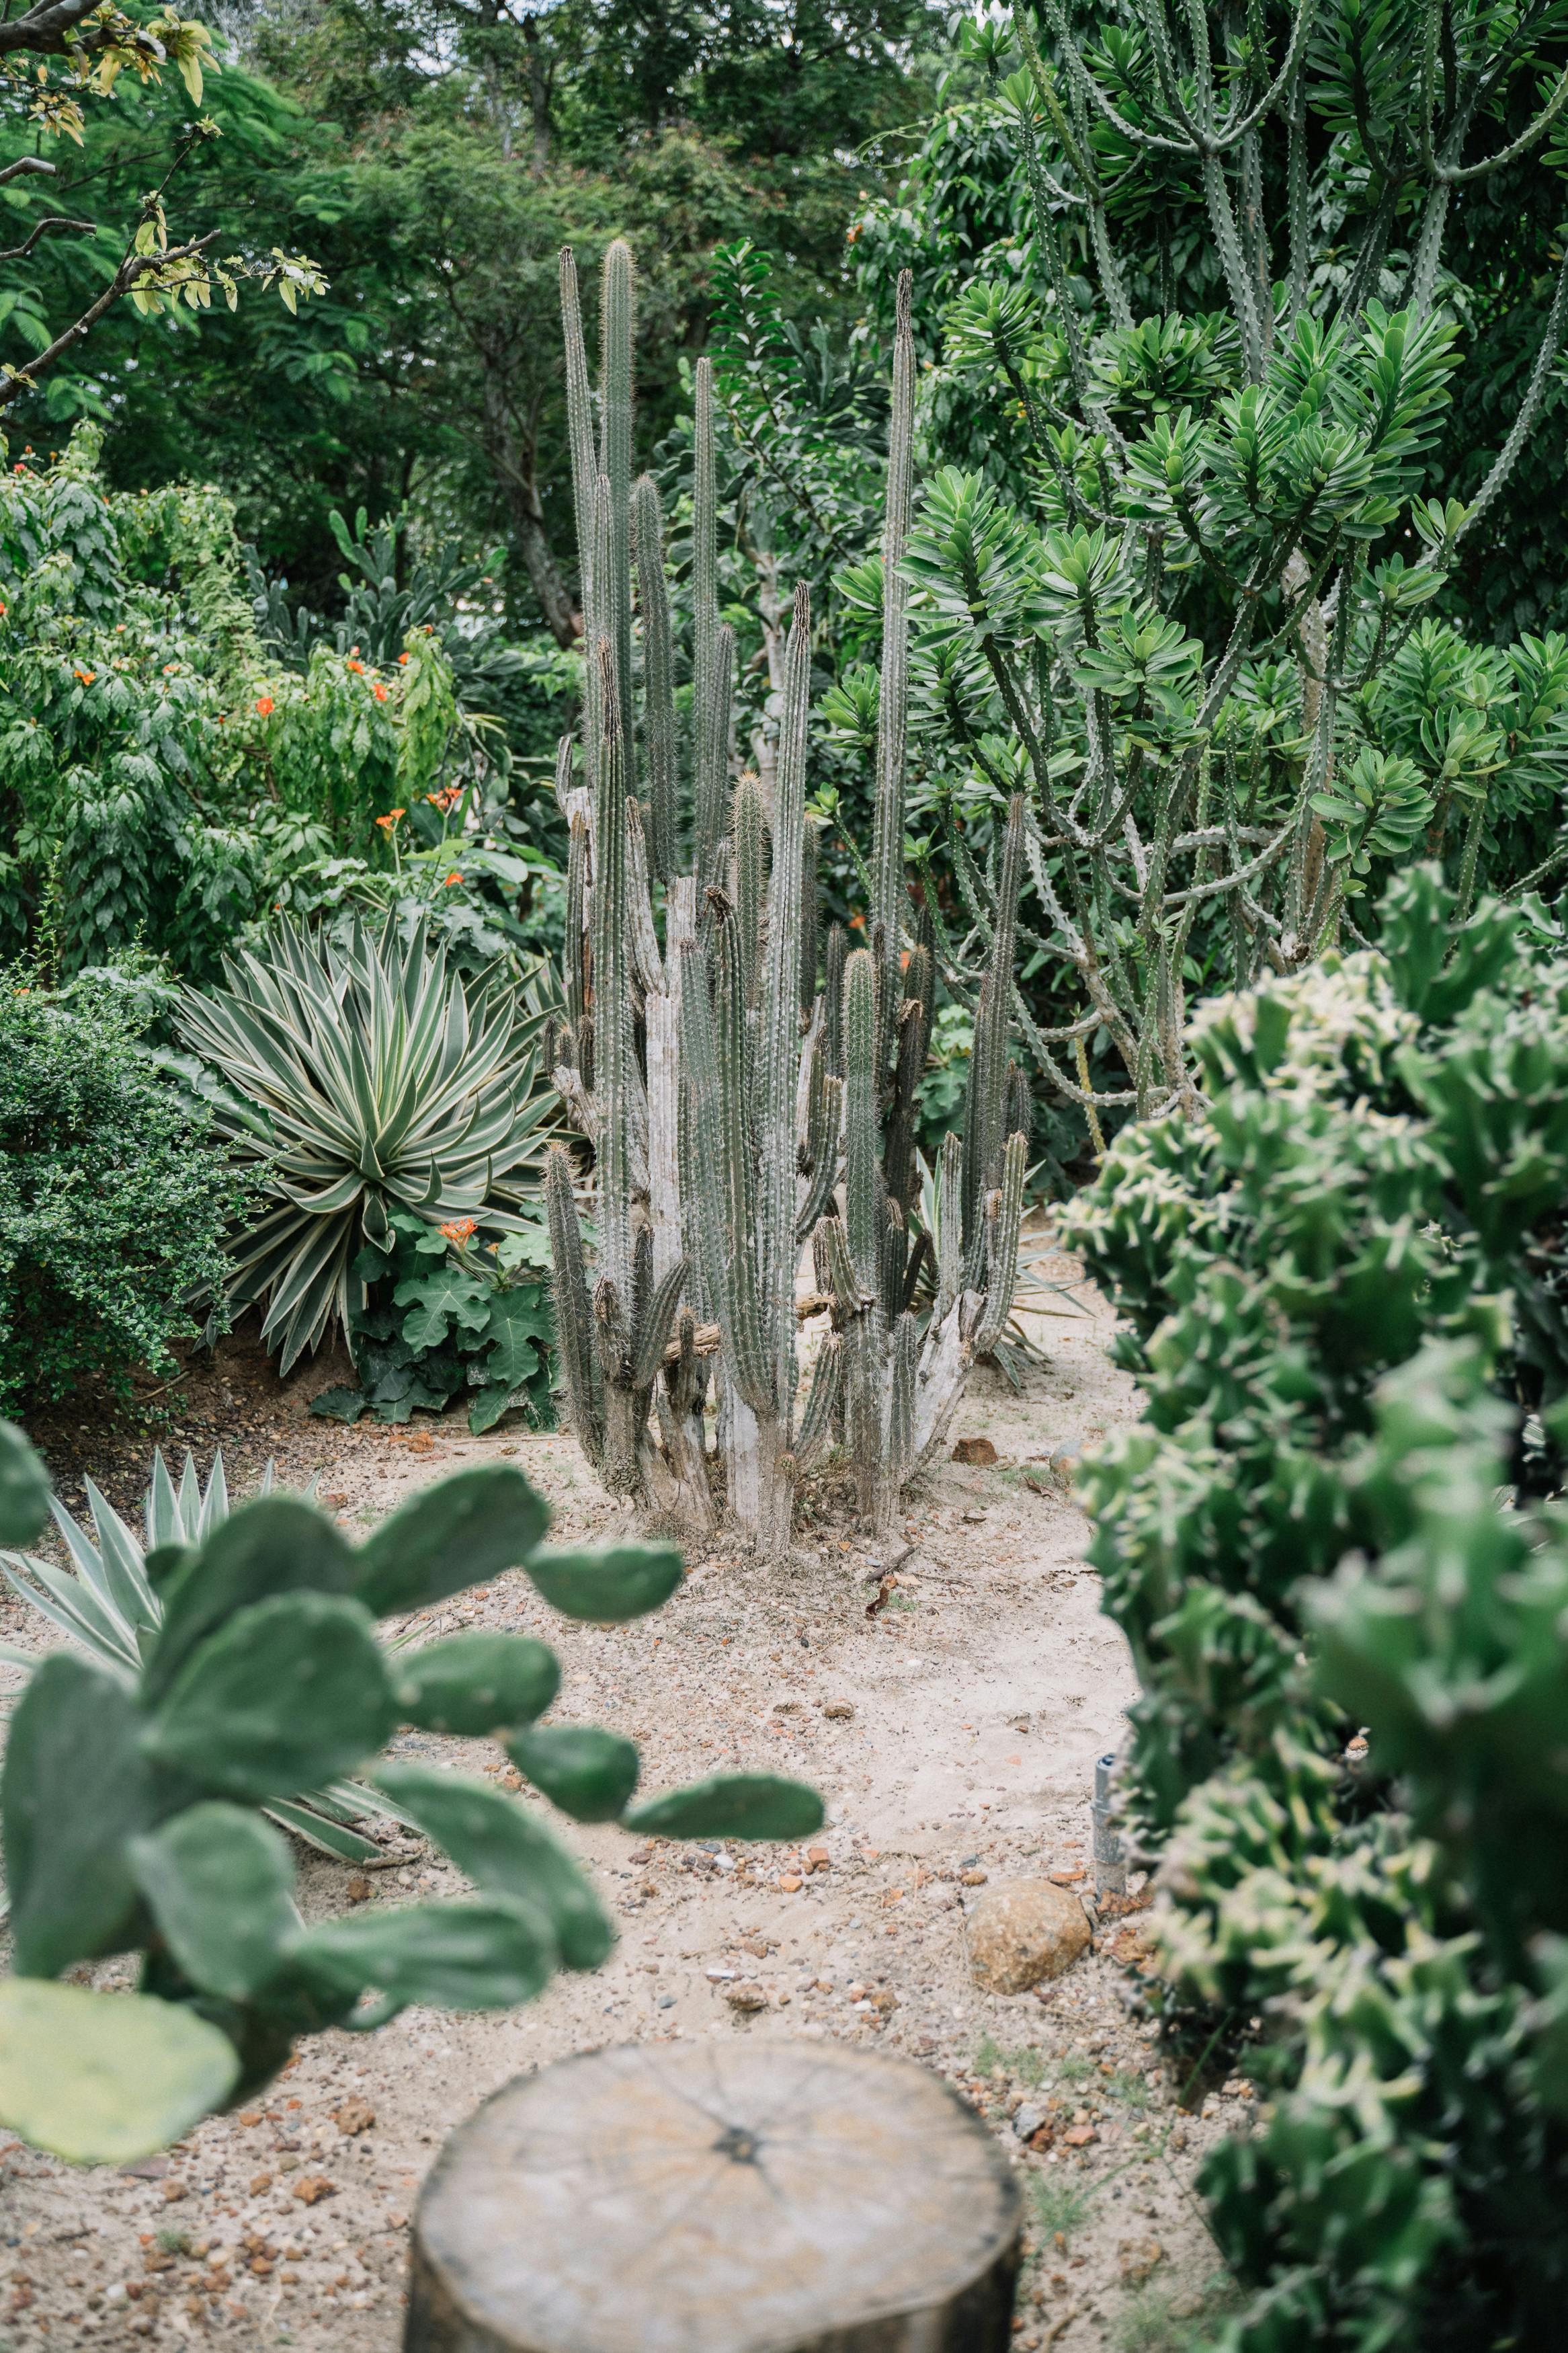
[0,1450,413,1863]
[175,914,553,1371]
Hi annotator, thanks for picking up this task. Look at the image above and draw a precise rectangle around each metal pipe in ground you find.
[1091,1749,1126,1897]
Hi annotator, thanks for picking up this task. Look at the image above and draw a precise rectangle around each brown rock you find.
[333,2098,375,2136]
[966,1879,1091,1995]
[292,2176,336,2206]
[345,1874,372,1904]
[952,1436,999,1466]
[1118,2238,1163,2285]
[249,2172,272,2196]
[959,1868,989,1886]
[725,1983,768,2013]
[821,1700,855,1720]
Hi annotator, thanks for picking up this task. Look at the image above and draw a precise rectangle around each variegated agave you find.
[174,914,554,1372]
[0,1449,413,1862]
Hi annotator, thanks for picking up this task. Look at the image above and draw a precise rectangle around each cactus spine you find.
[547,244,1024,1554]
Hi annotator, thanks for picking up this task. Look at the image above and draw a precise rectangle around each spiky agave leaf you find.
[0,1449,416,1864]
[175,914,553,1373]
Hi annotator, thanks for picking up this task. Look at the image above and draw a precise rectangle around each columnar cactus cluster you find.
[546,243,1029,1554]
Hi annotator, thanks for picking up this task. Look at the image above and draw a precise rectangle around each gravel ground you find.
[0,1269,1252,2352]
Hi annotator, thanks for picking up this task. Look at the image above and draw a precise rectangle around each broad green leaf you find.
[524,1542,683,1624]
[481,1287,552,1390]
[292,1899,555,2018]
[309,1387,367,1424]
[624,1772,824,1842]
[507,1724,640,1823]
[146,1499,355,1706]
[397,1632,560,1735]
[394,1271,492,1353]
[354,1466,551,1617]
[0,1981,238,2164]
[468,1382,520,1436]
[4,1653,152,1977]
[0,1422,50,1547]
[143,1593,397,1802]
[130,1804,298,2002]
[374,1763,614,1970]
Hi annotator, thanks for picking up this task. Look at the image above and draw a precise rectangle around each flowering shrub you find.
[0,432,463,979]
[311,1205,555,1433]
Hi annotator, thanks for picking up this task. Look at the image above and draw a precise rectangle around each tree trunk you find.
[405,2041,1022,2353]
[480,376,580,647]
[522,14,552,175]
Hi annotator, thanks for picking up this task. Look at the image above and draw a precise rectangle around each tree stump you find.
[405,2040,1022,2353]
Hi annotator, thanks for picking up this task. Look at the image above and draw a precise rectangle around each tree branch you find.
[0,229,218,413]
[0,213,98,262]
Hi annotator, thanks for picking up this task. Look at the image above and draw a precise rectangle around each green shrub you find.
[1065,867,1568,2349]
[310,1203,556,1432]
[0,967,248,1412]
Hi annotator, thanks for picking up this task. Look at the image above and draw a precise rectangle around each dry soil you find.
[0,1269,1251,2353]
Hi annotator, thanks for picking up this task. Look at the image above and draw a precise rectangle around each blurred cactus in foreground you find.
[547,243,1027,1554]
[0,1419,819,2165]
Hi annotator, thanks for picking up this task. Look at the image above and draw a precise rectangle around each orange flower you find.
[425,785,462,811]
[373,682,388,702]
[73,667,95,686]
[347,659,365,674]
[375,808,405,830]
[254,695,274,717]
[440,1218,479,1245]
[397,651,411,665]
[444,871,462,886]
[848,910,866,930]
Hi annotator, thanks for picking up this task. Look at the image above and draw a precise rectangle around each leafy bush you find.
[169,914,554,1372]
[0,1421,820,2165]
[1065,867,1568,2347]
[311,1205,555,1432]
[0,967,247,1412]
[0,434,503,979]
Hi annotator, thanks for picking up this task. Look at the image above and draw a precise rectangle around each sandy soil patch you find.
[0,1279,1247,2351]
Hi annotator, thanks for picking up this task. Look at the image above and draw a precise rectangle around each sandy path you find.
[0,1286,1247,2351]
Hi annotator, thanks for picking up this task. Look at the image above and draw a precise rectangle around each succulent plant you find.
[0,1447,413,1862]
[0,1429,821,2165]
[546,243,1027,1552]
[171,912,554,1371]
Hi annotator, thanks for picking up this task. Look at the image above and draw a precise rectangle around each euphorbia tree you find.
[886,0,1568,1121]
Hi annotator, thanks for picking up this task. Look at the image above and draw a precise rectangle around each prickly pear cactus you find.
[0,1453,820,2163]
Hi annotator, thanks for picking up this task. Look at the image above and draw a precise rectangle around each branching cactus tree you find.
[889,1,1568,1125]
[546,243,1027,1555]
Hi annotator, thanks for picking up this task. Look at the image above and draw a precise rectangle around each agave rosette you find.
[177,914,552,1371]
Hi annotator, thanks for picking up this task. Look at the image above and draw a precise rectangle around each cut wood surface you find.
[406,2040,1022,2353]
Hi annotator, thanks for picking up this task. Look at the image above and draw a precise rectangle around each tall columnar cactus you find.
[815,800,1030,1533]
[546,242,1026,1554]
[679,585,842,1552]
